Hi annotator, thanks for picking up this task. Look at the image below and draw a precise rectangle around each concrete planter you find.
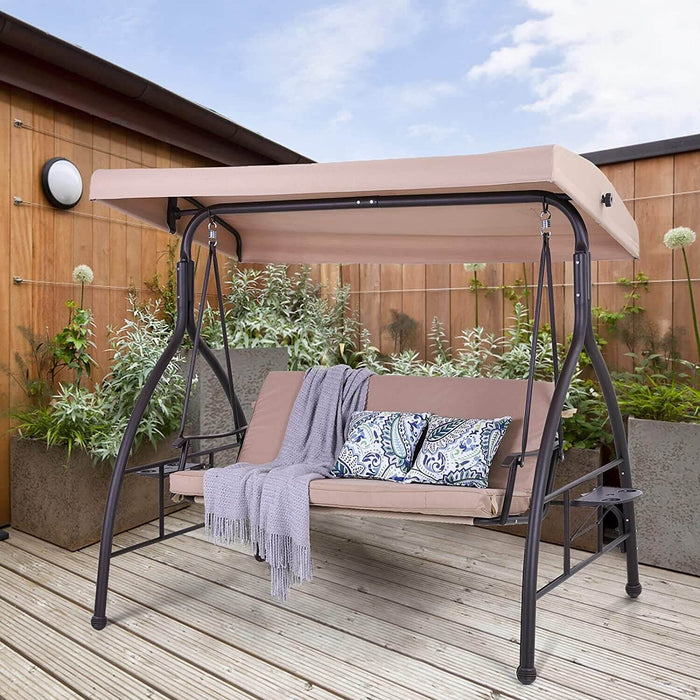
[628,417,700,575]
[10,436,184,551]
[184,346,289,466]
[488,447,601,552]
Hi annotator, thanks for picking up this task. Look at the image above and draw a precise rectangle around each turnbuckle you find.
[540,201,551,239]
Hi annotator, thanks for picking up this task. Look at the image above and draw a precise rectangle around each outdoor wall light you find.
[41,157,83,209]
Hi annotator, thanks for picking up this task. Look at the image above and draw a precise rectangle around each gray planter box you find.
[628,417,700,575]
[10,436,184,551]
[184,347,289,467]
[487,447,601,552]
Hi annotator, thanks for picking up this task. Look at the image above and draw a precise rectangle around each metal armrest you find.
[499,441,559,469]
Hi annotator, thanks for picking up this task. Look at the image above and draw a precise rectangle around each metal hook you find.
[207,215,218,245]
[540,200,551,237]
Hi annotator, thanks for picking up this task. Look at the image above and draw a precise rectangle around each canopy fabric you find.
[90,145,639,264]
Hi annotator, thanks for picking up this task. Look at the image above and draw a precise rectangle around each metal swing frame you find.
[91,190,642,686]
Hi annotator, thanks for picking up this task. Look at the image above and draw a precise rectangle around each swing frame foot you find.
[90,615,107,631]
[626,582,642,598]
[516,666,537,685]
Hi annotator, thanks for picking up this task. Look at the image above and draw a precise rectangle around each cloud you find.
[467,43,542,80]
[384,80,459,111]
[331,109,354,125]
[467,0,700,148]
[246,0,426,106]
[407,123,460,142]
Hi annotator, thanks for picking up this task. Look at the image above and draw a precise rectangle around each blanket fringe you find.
[205,512,312,602]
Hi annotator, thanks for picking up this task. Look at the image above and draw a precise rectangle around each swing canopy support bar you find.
[88,145,642,686]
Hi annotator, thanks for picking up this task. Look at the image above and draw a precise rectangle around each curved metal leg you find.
[91,265,190,630]
[517,250,590,684]
[584,323,642,599]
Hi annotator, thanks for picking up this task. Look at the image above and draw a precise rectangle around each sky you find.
[4,0,700,162]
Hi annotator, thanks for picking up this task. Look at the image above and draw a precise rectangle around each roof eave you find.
[0,11,312,166]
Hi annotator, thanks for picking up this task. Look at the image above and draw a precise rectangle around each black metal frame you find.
[90,189,641,686]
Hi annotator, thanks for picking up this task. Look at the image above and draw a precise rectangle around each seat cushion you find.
[169,470,531,518]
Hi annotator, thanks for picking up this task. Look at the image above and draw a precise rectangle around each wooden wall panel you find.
[379,264,403,354]
[0,84,265,525]
[424,265,450,358]
[634,157,675,348]
[401,265,426,358]
[359,264,381,348]
[597,163,636,369]
[673,152,700,364]
[0,85,11,525]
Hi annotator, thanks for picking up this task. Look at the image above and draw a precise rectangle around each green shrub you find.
[360,303,602,449]
[222,265,359,370]
[13,297,187,465]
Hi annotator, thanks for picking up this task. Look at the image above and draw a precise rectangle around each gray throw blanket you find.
[204,365,373,601]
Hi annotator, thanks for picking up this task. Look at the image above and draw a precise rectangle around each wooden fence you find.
[309,157,700,370]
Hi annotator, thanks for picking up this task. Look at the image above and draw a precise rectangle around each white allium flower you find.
[463,262,486,272]
[663,227,696,250]
[72,264,94,285]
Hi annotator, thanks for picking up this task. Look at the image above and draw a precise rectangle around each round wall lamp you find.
[41,157,83,209]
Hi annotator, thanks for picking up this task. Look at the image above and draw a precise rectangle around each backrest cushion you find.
[237,371,305,464]
[239,371,554,492]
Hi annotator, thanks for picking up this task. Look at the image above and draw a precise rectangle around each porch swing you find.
[88,145,643,685]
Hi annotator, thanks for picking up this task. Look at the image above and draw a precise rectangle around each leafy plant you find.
[560,380,612,450]
[89,297,188,462]
[360,302,603,450]
[13,297,187,465]
[1,327,64,406]
[593,272,649,338]
[615,374,700,423]
[144,242,178,331]
[611,349,700,423]
[223,265,359,370]
[52,301,97,385]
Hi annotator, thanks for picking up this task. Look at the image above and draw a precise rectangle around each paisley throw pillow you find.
[404,415,511,488]
[332,411,430,482]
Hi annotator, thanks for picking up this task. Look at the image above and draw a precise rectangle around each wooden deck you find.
[0,504,698,700]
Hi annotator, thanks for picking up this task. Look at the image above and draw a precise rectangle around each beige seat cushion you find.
[169,370,552,518]
[169,468,530,518]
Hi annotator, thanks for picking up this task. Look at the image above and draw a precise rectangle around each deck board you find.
[0,504,698,700]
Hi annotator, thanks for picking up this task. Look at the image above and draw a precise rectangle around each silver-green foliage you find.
[88,300,187,462]
[360,303,594,441]
[221,265,358,370]
[15,298,186,464]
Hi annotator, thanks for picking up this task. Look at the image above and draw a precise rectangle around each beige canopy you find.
[90,144,638,264]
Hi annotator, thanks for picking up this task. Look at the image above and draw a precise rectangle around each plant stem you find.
[79,282,85,311]
[682,247,700,363]
[522,263,530,323]
[473,271,479,327]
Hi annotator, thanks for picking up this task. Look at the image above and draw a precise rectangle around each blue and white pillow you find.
[404,415,511,488]
[332,411,430,482]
